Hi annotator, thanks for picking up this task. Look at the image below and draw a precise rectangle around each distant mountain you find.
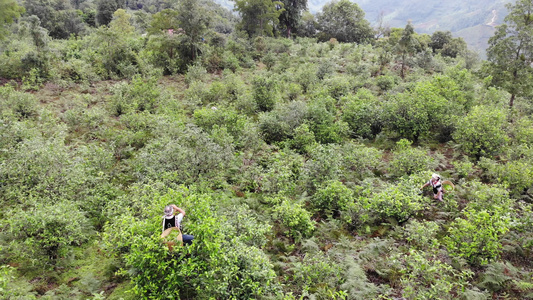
[215,0,513,56]
[354,0,512,56]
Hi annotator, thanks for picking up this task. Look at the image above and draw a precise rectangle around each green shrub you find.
[142,35,182,75]
[388,139,436,177]
[261,150,304,195]
[53,58,100,83]
[7,201,92,268]
[258,112,291,143]
[289,251,343,296]
[295,63,318,93]
[479,157,533,196]
[184,62,208,84]
[341,89,383,139]
[288,123,317,154]
[312,180,353,214]
[283,82,303,101]
[302,144,342,192]
[0,133,72,204]
[383,75,465,141]
[459,180,514,213]
[193,106,251,148]
[445,209,511,265]
[109,75,162,116]
[222,50,241,72]
[510,116,533,146]
[356,177,427,224]
[262,52,276,70]
[451,157,474,179]
[324,76,353,99]
[395,250,474,300]
[306,97,347,144]
[273,200,315,239]
[136,123,235,186]
[358,185,424,224]
[223,206,271,248]
[258,101,307,144]
[63,106,107,138]
[453,105,508,159]
[340,142,383,181]
[0,86,38,120]
[252,74,279,112]
[316,60,335,79]
[375,74,396,91]
[404,219,440,250]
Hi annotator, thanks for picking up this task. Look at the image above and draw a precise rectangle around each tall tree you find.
[147,9,179,35]
[109,8,135,34]
[177,0,210,61]
[429,30,453,53]
[96,0,125,26]
[395,22,418,79]
[23,0,84,39]
[485,0,533,108]
[296,10,316,37]
[0,0,25,40]
[233,0,283,37]
[278,0,306,38]
[316,0,373,43]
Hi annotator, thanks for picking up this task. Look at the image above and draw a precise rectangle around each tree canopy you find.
[233,0,284,37]
[485,0,533,107]
[0,0,25,39]
[316,0,373,43]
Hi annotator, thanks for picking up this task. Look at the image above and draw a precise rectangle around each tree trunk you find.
[510,93,515,108]
[400,54,405,79]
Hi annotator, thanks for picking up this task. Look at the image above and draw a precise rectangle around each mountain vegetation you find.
[0,0,533,299]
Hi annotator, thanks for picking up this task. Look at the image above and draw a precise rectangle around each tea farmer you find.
[420,173,445,201]
[162,204,194,245]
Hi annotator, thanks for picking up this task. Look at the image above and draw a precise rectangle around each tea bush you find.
[222,205,271,248]
[453,105,508,159]
[312,180,353,214]
[388,139,436,177]
[459,180,514,213]
[109,75,162,116]
[340,142,383,181]
[288,251,343,297]
[445,209,511,265]
[404,219,441,250]
[356,178,427,224]
[184,62,207,84]
[273,200,315,239]
[479,157,533,197]
[193,106,251,148]
[135,123,235,186]
[0,86,39,120]
[306,97,348,144]
[252,74,279,112]
[396,250,474,299]
[261,150,304,195]
[7,201,92,268]
[301,144,342,193]
[288,123,317,154]
[341,88,383,139]
[258,101,308,144]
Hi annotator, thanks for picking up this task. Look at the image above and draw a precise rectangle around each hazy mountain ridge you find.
[354,0,513,55]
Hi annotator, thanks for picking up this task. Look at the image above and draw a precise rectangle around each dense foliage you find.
[1,0,533,299]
